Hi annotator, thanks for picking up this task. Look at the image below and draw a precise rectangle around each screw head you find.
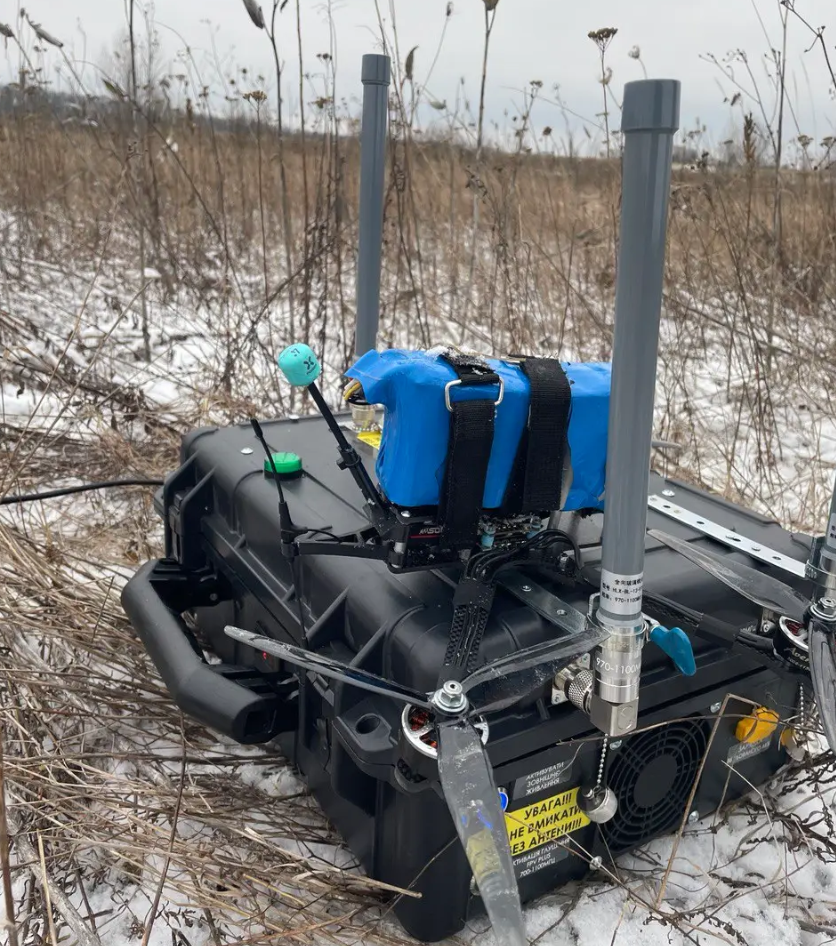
[609,739,622,750]
[443,680,463,698]
[521,584,532,593]
[687,810,700,824]
[241,447,254,455]
[401,510,411,519]
[589,855,603,870]
[662,489,676,498]
[556,608,567,616]
[710,702,722,714]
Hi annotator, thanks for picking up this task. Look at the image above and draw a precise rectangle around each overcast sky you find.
[4,1,835,151]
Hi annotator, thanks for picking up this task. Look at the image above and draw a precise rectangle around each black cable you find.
[291,556,307,637]
[250,416,313,636]
[464,529,577,582]
[300,528,344,543]
[250,418,350,556]
[250,417,288,507]
[0,478,164,506]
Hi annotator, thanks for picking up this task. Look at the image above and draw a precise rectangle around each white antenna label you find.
[600,569,643,616]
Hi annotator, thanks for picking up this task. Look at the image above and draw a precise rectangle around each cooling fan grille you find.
[601,717,709,854]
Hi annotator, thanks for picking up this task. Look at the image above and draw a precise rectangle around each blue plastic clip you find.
[649,625,696,676]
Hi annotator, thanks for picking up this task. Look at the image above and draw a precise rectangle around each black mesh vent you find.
[600,717,709,855]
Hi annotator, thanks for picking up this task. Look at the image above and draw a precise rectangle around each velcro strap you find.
[437,350,500,550]
[504,357,572,513]
[440,399,495,548]
[434,346,499,384]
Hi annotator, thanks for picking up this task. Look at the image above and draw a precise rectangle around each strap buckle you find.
[444,377,505,413]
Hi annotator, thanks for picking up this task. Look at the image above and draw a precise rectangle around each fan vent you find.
[601,717,709,854]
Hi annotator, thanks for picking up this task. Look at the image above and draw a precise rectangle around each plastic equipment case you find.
[122,412,808,942]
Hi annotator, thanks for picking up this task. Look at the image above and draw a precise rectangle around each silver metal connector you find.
[583,596,644,736]
[553,660,592,710]
[591,625,644,704]
[565,668,594,713]
[350,402,379,432]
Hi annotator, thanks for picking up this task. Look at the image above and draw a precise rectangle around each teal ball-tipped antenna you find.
[278,344,321,387]
[274,342,386,515]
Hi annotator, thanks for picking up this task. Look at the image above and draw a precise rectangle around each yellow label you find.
[505,786,590,857]
[357,430,382,449]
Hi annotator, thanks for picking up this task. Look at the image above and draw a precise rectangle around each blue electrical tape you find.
[346,349,611,511]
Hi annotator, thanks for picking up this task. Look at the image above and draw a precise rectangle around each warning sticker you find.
[727,735,774,765]
[512,839,569,880]
[512,759,574,800]
[505,786,590,857]
[600,569,643,617]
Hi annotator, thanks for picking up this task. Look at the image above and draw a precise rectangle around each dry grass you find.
[3,105,836,524]
[0,514,439,945]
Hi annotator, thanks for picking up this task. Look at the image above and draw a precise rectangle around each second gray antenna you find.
[354,54,391,359]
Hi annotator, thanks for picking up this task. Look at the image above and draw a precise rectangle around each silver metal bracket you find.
[499,572,587,636]
[647,493,806,578]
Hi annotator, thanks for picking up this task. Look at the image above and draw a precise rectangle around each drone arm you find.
[295,541,388,560]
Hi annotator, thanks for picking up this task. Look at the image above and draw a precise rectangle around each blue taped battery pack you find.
[346,349,611,511]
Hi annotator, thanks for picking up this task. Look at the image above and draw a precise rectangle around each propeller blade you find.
[648,529,809,623]
[224,626,432,710]
[462,623,610,718]
[808,621,836,755]
[437,721,527,946]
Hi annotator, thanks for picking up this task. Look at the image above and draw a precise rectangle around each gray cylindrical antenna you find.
[811,482,836,596]
[354,54,391,359]
[597,79,681,628]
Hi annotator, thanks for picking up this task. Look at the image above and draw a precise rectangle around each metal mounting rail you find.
[647,493,806,578]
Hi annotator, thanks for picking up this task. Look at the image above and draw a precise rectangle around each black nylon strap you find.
[438,578,496,683]
[440,399,495,548]
[438,351,500,550]
[503,357,572,514]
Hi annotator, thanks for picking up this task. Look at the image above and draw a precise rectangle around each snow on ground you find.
[3,246,836,945]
